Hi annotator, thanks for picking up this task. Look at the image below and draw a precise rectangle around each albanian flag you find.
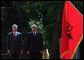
[60,1,83,59]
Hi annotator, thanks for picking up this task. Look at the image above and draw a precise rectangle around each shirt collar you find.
[33,31,37,35]
[13,31,17,34]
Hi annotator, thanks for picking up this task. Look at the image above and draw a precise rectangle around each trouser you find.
[30,51,42,59]
[11,51,20,59]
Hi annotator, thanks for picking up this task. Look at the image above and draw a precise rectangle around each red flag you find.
[60,1,83,59]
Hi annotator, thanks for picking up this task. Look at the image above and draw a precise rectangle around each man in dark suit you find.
[7,24,23,59]
[26,24,43,59]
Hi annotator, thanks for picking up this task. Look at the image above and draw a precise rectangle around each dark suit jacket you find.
[8,31,23,54]
[27,31,43,53]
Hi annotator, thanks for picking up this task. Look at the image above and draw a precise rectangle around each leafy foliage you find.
[20,1,83,51]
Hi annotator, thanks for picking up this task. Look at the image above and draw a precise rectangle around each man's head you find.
[12,24,18,32]
[31,24,37,32]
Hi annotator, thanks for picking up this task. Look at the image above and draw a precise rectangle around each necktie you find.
[33,32,35,36]
[13,32,16,40]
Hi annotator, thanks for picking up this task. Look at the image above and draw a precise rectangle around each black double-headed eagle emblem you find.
[66,22,74,40]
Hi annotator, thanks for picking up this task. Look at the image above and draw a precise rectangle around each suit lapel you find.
[11,32,14,38]
[12,31,18,40]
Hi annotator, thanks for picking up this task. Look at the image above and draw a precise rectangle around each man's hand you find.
[7,49,11,54]
[40,50,44,59]
[20,50,23,55]
[26,51,30,55]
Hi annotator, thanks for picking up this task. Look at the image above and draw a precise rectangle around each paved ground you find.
[1,51,50,59]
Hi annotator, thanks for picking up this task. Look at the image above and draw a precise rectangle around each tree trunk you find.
[50,2,65,59]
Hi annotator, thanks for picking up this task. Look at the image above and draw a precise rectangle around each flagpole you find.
[65,1,67,36]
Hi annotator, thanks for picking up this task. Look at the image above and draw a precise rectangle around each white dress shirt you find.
[13,31,18,37]
[33,31,37,35]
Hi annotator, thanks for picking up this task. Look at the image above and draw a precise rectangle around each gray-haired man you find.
[26,24,43,59]
[7,24,23,59]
